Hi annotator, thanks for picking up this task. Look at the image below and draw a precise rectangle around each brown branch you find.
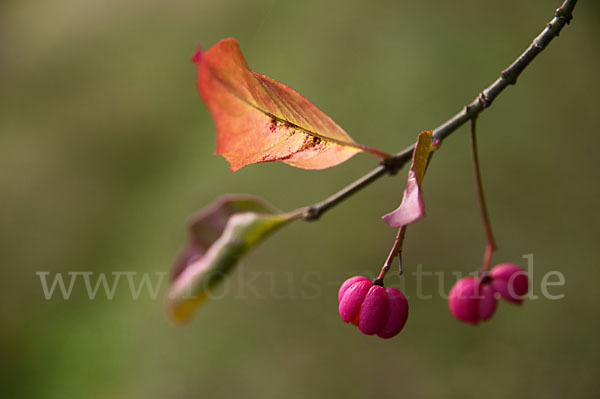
[301,0,577,221]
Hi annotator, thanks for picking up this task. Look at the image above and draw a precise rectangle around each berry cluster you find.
[338,263,528,338]
[335,103,531,339]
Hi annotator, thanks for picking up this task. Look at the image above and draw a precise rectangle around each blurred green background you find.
[1,0,599,398]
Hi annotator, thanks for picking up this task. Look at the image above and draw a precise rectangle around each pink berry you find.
[490,263,528,304]
[449,276,497,324]
[338,276,408,338]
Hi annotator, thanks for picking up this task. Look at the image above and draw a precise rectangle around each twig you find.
[302,147,413,220]
[301,0,577,221]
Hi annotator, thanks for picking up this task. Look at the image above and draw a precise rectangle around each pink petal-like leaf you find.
[382,130,434,227]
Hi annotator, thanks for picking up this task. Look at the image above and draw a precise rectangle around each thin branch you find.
[470,117,496,270]
[301,0,577,221]
[302,147,413,220]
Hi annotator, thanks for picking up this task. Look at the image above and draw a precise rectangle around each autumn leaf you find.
[194,38,390,171]
[168,195,299,324]
[382,131,434,227]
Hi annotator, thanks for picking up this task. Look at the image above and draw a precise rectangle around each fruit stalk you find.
[470,117,497,270]
[374,225,407,285]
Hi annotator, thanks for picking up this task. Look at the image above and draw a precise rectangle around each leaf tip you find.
[381,205,425,228]
[381,212,395,226]
[168,293,208,325]
[225,158,243,172]
[192,45,203,64]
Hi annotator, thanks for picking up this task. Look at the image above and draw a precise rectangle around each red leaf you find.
[194,38,389,171]
[382,131,434,227]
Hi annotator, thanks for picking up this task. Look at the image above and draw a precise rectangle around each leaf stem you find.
[357,144,394,160]
[298,0,576,222]
[470,117,496,270]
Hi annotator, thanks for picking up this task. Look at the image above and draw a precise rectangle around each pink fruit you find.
[449,263,529,324]
[338,276,408,338]
[449,276,497,324]
[490,263,529,304]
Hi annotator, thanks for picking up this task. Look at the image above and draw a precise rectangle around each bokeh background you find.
[1,0,599,398]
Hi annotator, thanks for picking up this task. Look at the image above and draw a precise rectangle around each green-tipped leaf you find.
[168,195,298,323]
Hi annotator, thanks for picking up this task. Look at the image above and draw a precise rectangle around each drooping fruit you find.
[449,263,529,324]
[338,276,408,338]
